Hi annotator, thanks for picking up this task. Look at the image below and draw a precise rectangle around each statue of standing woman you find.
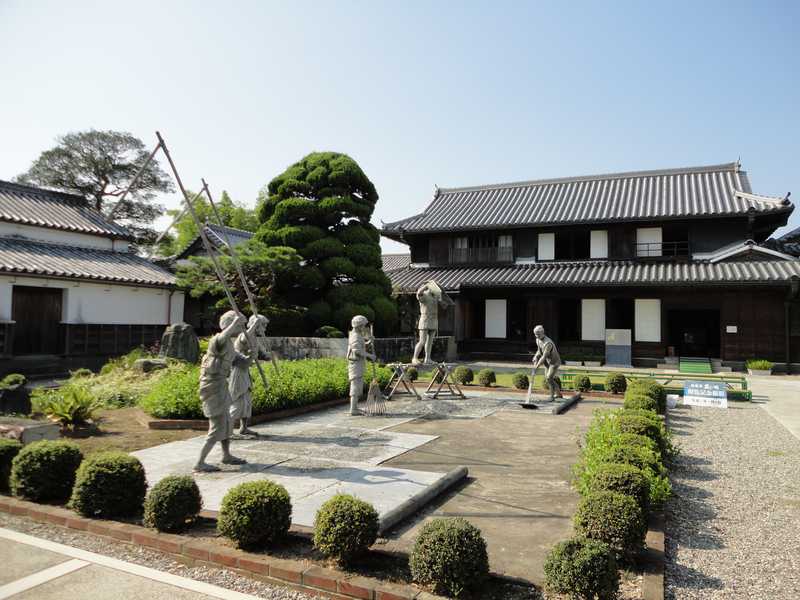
[229,314,269,436]
[412,281,443,365]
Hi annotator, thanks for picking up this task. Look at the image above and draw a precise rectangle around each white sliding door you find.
[581,299,606,341]
[485,299,507,339]
[635,299,661,342]
[538,233,554,261]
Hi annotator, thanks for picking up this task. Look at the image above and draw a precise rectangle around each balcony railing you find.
[635,241,690,259]
[449,246,514,264]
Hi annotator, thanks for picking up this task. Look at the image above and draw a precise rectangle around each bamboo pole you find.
[105,140,163,219]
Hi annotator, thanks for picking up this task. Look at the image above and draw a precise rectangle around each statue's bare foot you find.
[350,409,365,416]
[193,462,220,473]
[222,455,247,465]
[411,358,422,365]
[239,427,258,436]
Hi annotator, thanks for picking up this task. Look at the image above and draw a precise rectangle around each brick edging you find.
[641,511,665,600]
[0,495,429,600]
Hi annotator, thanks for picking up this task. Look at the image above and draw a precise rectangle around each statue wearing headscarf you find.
[228,314,269,436]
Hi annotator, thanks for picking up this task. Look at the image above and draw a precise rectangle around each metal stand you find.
[424,363,465,399]
[385,363,420,400]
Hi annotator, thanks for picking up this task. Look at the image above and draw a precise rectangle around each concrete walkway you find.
[0,527,261,600]
[749,375,800,440]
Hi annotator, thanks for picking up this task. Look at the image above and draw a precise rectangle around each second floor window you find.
[450,234,514,264]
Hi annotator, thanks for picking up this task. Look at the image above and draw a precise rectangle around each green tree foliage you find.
[161,190,258,255]
[176,240,305,335]
[16,130,173,244]
[255,152,398,335]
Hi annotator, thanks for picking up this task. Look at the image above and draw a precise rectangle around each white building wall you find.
[0,275,182,325]
[0,222,120,250]
[635,299,661,342]
[484,299,507,338]
[538,233,555,261]
[636,227,663,257]
[581,299,606,341]
[590,230,608,259]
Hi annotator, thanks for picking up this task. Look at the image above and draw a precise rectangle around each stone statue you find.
[347,315,375,416]
[159,322,200,363]
[193,310,256,472]
[412,281,443,365]
[532,324,562,402]
[229,314,269,436]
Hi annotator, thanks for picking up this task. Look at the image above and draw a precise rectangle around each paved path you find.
[0,527,261,600]
[748,375,800,440]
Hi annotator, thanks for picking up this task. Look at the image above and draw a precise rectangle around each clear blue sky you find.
[1,0,798,252]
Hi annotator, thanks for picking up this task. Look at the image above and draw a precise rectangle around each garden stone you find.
[0,416,60,443]
[133,358,169,373]
[159,322,200,363]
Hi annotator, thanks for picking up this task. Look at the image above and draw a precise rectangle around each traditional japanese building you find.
[382,162,800,370]
[0,180,183,375]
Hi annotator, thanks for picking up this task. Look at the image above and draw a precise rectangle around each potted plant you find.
[746,359,774,377]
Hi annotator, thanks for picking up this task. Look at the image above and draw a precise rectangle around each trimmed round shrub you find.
[587,462,650,513]
[624,393,658,412]
[70,368,93,379]
[512,372,529,390]
[613,432,658,452]
[1,373,26,387]
[144,475,202,532]
[575,375,592,392]
[69,452,147,518]
[453,366,473,385]
[313,494,379,564]
[615,413,663,447]
[604,373,627,394]
[218,480,292,548]
[476,369,496,387]
[406,366,419,382]
[0,438,23,492]
[627,379,666,414]
[544,537,619,600]
[409,518,489,597]
[10,440,83,503]
[574,490,646,562]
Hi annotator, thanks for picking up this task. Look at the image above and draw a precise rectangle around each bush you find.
[406,367,419,382]
[409,518,489,597]
[313,494,379,564]
[587,462,650,513]
[218,480,292,548]
[314,325,345,338]
[575,375,592,392]
[144,475,202,532]
[70,368,93,379]
[0,373,26,388]
[574,490,646,562]
[139,364,202,419]
[746,359,774,370]
[69,452,147,518]
[512,372,529,390]
[453,366,474,385]
[0,439,23,492]
[544,537,619,600]
[623,393,658,412]
[10,440,83,503]
[615,411,672,458]
[34,384,103,427]
[476,369,496,387]
[627,379,666,414]
[604,373,627,394]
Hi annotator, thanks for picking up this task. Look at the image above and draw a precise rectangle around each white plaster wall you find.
[635,299,661,342]
[590,230,608,259]
[0,275,176,324]
[484,299,507,338]
[636,227,662,257]
[581,299,606,341]
[538,233,555,261]
[0,222,118,250]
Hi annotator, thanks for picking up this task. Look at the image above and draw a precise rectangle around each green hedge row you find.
[139,358,393,420]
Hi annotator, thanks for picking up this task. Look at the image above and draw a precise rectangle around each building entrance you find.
[12,286,63,355]
[667,309,720,358]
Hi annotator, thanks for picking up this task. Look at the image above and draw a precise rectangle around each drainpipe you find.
[167,290,175,324]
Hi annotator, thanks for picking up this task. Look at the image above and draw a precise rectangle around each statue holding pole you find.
[412,281,445,365]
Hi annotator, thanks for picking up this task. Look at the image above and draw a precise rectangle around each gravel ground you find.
[665,403,800,599]
[0,513,313,599]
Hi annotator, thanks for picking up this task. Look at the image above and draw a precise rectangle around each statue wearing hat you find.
[412,280,446,365]
[347,315,376,416]
[194,310,262,472]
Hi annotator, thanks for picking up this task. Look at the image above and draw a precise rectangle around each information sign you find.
[683,380,728,408]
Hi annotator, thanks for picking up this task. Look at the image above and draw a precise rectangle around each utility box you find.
[605,329,632,366]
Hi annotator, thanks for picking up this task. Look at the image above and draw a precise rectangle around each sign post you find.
[683,380,728,408]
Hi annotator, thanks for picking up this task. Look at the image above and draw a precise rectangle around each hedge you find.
[218,480,292,549]
[144,475,202,532]
[544,537,619,600]
[140,358,393,419]
[313,494,379,564]
[0,439,23,492]
[574,490,647,562]
[10,440,83,503]
[69,452,147,518]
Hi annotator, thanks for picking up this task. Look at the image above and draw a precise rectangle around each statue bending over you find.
[412,281,443,365]
[229,314,269,436]
[347,315,375,416]
[532,324,562,402]
[194,310,259,472]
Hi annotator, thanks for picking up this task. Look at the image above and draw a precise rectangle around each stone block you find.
[0,417,59,444]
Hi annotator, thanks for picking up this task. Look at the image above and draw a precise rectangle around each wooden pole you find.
[105,140,163,220]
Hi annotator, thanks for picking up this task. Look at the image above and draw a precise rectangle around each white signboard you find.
[683,380,728,409]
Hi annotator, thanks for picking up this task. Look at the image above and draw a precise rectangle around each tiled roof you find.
[387,260,800,293]
[381,254,411,273]
[382,162,792,235]
[0,180,132,239]
[0,237,176,286]
[174,223,253,259]
[779,223,800,243]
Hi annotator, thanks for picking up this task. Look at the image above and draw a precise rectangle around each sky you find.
[1,0,798,253]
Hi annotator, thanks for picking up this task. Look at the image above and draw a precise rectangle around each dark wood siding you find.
[12,286,63,354]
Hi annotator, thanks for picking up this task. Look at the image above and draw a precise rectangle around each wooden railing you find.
[635,241,690,258]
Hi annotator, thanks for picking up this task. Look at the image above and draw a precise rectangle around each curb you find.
[641,511,665,600]
[0,495,440,600]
